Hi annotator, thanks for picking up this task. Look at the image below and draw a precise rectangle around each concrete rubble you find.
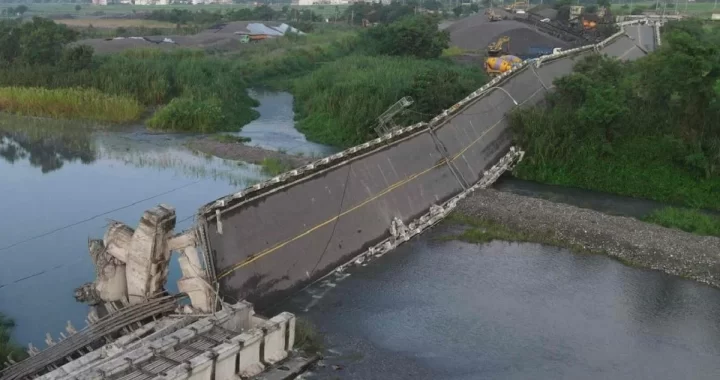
[75,204,213,312]
[3,205,309,380]
[33,302,300,380]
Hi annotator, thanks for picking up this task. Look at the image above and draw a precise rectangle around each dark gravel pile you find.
[456,190,720,287]
[448,11,569,53]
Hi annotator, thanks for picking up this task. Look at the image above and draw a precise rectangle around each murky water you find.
[287,232,720,379]
[238,89,336,157]
[0,90,331,347]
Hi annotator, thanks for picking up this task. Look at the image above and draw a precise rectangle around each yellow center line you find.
[217,100,511,279]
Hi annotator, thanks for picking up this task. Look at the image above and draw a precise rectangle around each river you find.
[287,231,720,379]
[0,90,329,346]
[2,92,720,378]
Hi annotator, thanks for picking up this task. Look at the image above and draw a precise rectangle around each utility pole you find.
[714,0,717,10]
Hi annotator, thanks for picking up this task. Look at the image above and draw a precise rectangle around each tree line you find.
[511,19,720,209]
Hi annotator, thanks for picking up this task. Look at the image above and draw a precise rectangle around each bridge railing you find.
[193,20,654,307]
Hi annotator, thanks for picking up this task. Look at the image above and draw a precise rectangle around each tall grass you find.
[0,314,27,369]
[292,55,486,147]
[0,87,143,123]
[512,111,720,210]
[643,207,720,238]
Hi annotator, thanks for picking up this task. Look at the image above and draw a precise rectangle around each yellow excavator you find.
[504,1,529,12]
[485,9,506,22]
[485,36,522,77]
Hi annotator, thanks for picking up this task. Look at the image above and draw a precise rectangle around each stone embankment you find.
[456,190,720,287]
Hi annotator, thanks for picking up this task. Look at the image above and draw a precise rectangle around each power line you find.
[0,180,201,252]
[0,257,84,291]
[0,213,198,291]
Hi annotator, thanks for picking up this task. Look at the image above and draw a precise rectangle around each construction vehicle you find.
[485,36,522,77]
[582,18,598,29]
[487,36,510,56]
[485,9,507,22]
[504,1,529,12]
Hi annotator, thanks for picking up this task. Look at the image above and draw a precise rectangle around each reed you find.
[0,87,143,123]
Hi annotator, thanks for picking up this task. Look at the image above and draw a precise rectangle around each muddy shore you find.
[187,136,312,168]
[455,190,720,287]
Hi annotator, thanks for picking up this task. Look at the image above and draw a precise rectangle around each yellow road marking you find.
[217,97,510,279]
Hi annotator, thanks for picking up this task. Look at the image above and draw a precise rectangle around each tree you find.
[18,17,79,65]
[452,5,462,17]
[422,0,441,11]
[75,4,81,12]
[15,5,27,15]
[585,4,598,13]
[469,3,479,13]
[61,44,93,71]
[597,0,611,8]
[363,15,449,59]
[631,6,646,14]
[0,314,27,370]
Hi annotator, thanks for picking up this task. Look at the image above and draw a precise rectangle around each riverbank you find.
[188,136,311,171]
[510,21,720,210]
[452,190,720,288]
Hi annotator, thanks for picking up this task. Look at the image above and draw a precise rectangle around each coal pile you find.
[448,11,570,55]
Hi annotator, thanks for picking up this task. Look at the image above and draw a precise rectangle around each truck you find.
[517,46,562,60]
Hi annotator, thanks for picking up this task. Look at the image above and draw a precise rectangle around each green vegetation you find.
[260,157,292,175]
[442,213,599,255]
[292,15,486,147]
[511,20,720,210]
[643,207,720,238]
[0,314,27,369]
[293,55,486,147]
[362,14,450,58]
[0,14,365,131]
[211,134,251,144]
[0,87,143,123]
[294,317,324,354]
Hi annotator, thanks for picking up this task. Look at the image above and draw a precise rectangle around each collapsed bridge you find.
[193,21,656,309]
[109,21,654,313]
[74,22,655,314]
[0,19,664,380]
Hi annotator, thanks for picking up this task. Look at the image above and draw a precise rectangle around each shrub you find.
[147,97,225,133]
[362,15,449,59]
[61,44,94,71]
[644,207,720,237]
[293,55,486,147]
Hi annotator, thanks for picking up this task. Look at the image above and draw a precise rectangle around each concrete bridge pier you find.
[77,205,214,313]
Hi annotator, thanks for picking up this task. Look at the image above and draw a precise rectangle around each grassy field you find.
[0,87,144,123]
[55,18,177,28]
[21,3,348,19]
[611,1,719,14]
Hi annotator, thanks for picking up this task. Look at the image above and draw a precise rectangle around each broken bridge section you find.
[189,24,656,308]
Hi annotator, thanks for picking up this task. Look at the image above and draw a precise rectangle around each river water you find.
[289,232,720,379]
[0,91,330,346]
[2,92,720,377]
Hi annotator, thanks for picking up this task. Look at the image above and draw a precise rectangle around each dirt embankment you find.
[456,190,720,287]
[188,136,311,168]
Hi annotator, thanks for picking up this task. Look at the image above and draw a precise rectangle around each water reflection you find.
[0,117,96,173]
[288,235,720,380]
